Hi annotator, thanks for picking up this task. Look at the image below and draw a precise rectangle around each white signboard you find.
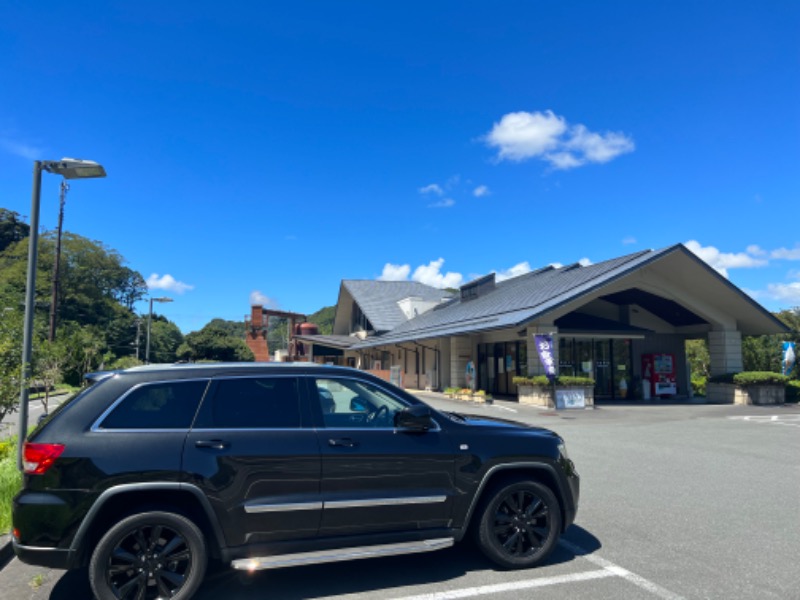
[555,389,586,410]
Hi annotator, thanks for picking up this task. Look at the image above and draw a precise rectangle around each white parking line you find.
[489,405,517,413]
[387,569,615,600]
[728,415,800,428]
[561,540,686,600]
[388,541,685,600]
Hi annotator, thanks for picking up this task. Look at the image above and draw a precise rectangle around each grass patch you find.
[0,437,21,533]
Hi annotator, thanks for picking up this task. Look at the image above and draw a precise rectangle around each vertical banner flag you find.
[783,342,796,377]
[534,335,556,380]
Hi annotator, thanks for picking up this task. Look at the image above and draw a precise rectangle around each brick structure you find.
[246,305,309,363]
[246,305,271,362]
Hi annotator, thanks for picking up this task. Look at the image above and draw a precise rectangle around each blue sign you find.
[534,335,556,380]
[783,342,796,377]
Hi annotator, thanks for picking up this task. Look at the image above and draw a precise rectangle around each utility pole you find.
[48,180,69,342]
[133,318,142,360]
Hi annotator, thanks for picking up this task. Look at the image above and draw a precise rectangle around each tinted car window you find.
[100,380,208,429]
[315,377,407,428]
[202,377,301,429]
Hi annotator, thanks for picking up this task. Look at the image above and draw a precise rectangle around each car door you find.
[309,375,456,537]
[182,374,322,547]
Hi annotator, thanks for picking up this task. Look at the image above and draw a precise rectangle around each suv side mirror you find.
[394,404,433,431]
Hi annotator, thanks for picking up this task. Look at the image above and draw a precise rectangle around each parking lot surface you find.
[2,395,799,600]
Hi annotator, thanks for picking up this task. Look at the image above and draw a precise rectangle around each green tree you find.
[307,305,335,334]
[33,339,66,413]
[180,321,254,362]
[0,306,23,421]
[685,339,710,378]
[145,317,184,363]
[0,208,29,253]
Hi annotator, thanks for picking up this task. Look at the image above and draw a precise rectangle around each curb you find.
[0,534,12,570]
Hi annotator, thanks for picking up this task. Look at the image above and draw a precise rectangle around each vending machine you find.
[641,353,677,398]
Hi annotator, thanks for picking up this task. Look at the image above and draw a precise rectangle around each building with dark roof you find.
[294,243,789,400]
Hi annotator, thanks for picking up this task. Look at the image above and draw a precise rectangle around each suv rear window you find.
[99,380,208,429]
[196,377,301,429]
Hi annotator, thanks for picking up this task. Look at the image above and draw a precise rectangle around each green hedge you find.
[787,380,800,403]
[691,376,707,396]
[513,375,595,387]
[709,371,790,386]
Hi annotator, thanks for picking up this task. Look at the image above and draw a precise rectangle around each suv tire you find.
[89,510,207,600]
[476,480,561,569]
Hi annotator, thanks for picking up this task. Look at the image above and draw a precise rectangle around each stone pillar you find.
[708,330,743,376]
[450,336,472,388]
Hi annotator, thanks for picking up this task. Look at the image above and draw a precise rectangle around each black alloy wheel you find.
[89,511,207,600]
[476,480,561,569]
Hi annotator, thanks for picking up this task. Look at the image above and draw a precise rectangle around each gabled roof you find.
[340,280,453,332]
[351,244,789,349]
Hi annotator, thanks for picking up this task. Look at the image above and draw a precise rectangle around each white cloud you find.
[378,263,411,281]
[412,258,463,288]
[764,282,800,303]
[578,257,593,266]
[473,185,490,197]
[484,110,634,170]
[428,197,455,208]
[0,137,43,160]
[495,261,531,282]
[249,290,278,307]
[377,259,463,288]
[419,183,444,196]
[771,246,800,260]
[747,245,767,257]
[622,236,637,245]
[684,241,768,278]
[146,273,194,294]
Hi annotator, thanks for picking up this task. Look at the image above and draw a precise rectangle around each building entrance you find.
[558,338,632,400]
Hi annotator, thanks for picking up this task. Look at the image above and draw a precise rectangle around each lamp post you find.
[18,159,106,471]
[145,297,173,364]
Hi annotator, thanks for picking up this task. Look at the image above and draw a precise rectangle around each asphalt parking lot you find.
[2,395,799,600]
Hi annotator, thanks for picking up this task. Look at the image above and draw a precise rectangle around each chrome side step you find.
[231,537,454,571]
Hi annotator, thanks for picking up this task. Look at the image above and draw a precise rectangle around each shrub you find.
[0,436,21,532]
[709,372,789,386]
[786,380,800,403]
[512,375,595,387]
[691,376,707,397]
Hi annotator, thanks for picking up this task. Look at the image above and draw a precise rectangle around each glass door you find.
[594,341,613,398]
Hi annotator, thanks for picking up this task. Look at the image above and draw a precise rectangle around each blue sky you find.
[1,2,798,333]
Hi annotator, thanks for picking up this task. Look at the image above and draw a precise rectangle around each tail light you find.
[22,442,65,475]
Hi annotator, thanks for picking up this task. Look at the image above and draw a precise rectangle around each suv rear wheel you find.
[89,510,207,600]
[476,480,561,569]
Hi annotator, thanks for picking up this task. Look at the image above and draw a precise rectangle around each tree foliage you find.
[179,321,254,362]
[0,209,29,253]
[307,305,335,335]
[0,306,22,421]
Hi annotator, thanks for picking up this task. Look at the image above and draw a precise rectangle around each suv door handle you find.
[195,439,230,450]
[328,438,358,448]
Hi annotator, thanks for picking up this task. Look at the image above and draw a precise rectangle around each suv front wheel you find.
[476,480,562,569]
[89,510,207,600]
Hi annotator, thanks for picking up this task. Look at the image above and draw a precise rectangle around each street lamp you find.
[18,158,106,471]
[145,297,173,364]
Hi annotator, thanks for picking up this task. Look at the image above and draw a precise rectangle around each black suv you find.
[13,363,579,600]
